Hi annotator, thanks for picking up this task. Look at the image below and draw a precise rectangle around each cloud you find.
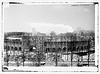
[29,23,74,34]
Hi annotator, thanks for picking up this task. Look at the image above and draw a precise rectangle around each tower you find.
[32,28,37,36]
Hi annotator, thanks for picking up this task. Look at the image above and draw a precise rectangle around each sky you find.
[4,3,95,34]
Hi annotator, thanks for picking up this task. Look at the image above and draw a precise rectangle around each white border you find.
[95,2,99,67]
[0,0,99,72]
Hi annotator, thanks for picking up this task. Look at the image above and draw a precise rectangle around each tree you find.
[65,32,77,41]
[50,31,57,36]
[15,55,22,66]
[4,54,10,66]
[47,53,64,66]
[29,51,46,66]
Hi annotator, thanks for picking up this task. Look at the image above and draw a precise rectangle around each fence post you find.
[71,42,73,66]
[55,52,58,66]
[55,36,58,66]
[22,39,25,66]
[6,47,9,66]
[88,40,90,66]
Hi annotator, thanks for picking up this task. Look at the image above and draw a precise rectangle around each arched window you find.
[52,48,56,52]
[63,47,66,52]
[46,48,50,53]
[81,46,83,51]
[73,47,76,51]
[4,46,6,49]
[76,46,79,51]
[14,41,15,44]
[11,47,13,50]
[19,47,21,51]
[15,47,18,51]
[20,42,22,44]
[4,46,7,51]
[68,46,71,52]
[16,41,18,44]
[7,46,10,51]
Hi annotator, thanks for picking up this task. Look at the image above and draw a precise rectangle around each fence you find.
[4,36,95,67]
